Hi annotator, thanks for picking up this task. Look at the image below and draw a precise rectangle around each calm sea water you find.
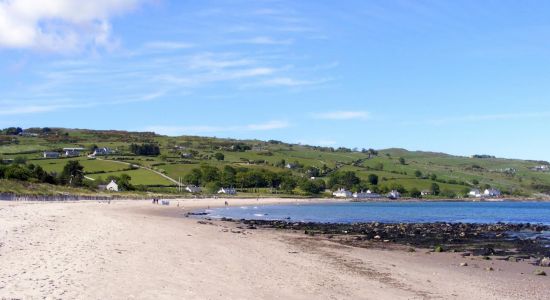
[204,201,550,225]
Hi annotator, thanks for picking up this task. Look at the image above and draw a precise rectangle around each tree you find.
[60,161,84,186]
[414,170,422,178]
[373,163,384,171]
[430,174,437,181]
[399,157,406,165]
[472,179,479,185]
[200,165,220,183]
[220,166,236,187]
[129,143,160,156]
[184,168,203,185]
[367,174,379,185]
[389,183,407,194]
[328,171,360,190]
[205,181,222,193]
[4,165,31,181]
[280,176,297,193]
[299,179,326,195]
[431,183,441,196]
[4,127,22,135]
[214,152,225,161]
[410,187,421,198]
[117,174,134,191]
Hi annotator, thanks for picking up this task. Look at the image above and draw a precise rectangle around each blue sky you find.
[1,0,550,160]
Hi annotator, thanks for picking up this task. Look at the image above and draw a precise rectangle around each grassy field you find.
[1,128,550,197]
[87,169,174,186]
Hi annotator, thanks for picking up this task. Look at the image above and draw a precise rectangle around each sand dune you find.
[0,199,547,299]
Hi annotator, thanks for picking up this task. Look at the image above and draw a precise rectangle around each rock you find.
[533,269,547,276]
[461,252,472,257]
[460,262,468,267]
[538,257,550,267]
[485,267,494,271]
[507,256,518,262]
[374,235,381,240]
[481,247,495,256]
[407,247,416,252]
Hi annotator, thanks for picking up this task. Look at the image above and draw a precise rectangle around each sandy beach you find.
[0,198,548,299]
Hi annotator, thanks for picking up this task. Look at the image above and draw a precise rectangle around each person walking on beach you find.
[224,201,228,206]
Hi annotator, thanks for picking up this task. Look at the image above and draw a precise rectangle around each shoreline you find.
[1,199,549,299]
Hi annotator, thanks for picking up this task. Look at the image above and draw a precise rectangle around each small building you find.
[532,165,550,172]
[218,187,237,195]
[43,151,60,159]
[388,190,401,199]
[181,153,193,158]
[353,190,381,199]
[63,147,84,157]
[93,147,113,156]
[106,180,119,192]
[20,131,38,137]
[285,163,297,169]
[333,188,352,198]
[469,189,482,198]
[64,149,81,157]
[352,191,368,199]
[484,188,501,197]
[186,185,202,193]
[421,190,432,196]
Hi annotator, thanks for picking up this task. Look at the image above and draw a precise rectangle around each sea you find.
[203,201,550,225]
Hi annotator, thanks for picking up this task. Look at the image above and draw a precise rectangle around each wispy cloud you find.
[312,111,369,120]
[143,41,194,50]
[258,77,329,87]
[145,120,290,136]
[425,111,550,125]
[0,102,95,115]
[246,120,289,130]
[235,36,293,45]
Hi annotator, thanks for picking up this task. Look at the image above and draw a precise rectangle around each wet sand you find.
[0,199,548,299]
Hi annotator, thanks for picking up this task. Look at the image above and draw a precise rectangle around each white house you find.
[421,190,432,196]
[218,187,237,195]
[106,180,119,192]
[93,147,113,156]
[366,190,382,198]
[388,190,401,199]
[63,148,84,157]
[333,188,352,198]
[285,163,297,169]
[469,189,482,198]
[43,151,60,159]
[484,188,501,197]
[532,165,550,172]
[353,190,381,199]
[186,185,202,193]
[353,191,368,199]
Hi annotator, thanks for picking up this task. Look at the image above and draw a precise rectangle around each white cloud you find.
[143,41,194,50]
[0,0,144,52]
[312,111,369,120]
[145,120,290,136]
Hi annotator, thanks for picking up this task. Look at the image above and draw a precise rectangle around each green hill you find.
[1,127,549,198]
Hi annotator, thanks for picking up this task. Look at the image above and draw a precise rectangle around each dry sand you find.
[0,198,548,299]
